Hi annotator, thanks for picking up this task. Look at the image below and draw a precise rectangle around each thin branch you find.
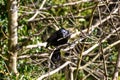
[18,53,49,60]
[69,40,120,72]
[39,0,93,11]
[0,54,8,61]
[71,7,118,39]
[27,0,47,22]
[28,15,85,22]
[84,68,100,80]
[75,43,85,80]
[26,42,47,49]
[25,26,120,55]
[100,42,108,80]
[37,61,71,80]
[64,25,120,56]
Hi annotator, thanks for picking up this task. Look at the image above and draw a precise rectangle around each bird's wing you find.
[47,32,58,42]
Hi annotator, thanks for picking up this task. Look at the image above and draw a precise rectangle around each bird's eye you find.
[61,30,68,38]
[62,30,67,34]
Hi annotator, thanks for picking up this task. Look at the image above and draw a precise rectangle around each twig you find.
[18,53,49,60]
[72,38,120,78]
[27,0,47,22]
[100,42,108,80]
[87,2,99,34]
[0,26,8,39]
[37,61,71,80]
[84,68,100,80]
[112,49,120,80]
[70,67,74,80]
[28,15,85,22]
[39,0,93,11]
[26,42,47,48]
[63,26,120,56]
[75,42,85,80]
[68,40,120,72]
[71,7,118,39]
[0,54,8,61]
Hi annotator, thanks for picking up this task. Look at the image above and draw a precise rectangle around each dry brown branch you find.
[100,43,108,80]
[71,7,118,39]
[28,0,47,22]
[25,23,120,56]
[39,0,93,11]
[84,68,101,80]
[24,5,119,49]
[28,15,85,22]
[37,61,71,80]
[0,54,8,61]
[18,53,49,60]
[26,42,47,49]
[27,0,91,22]
[63,25,120,56]
[65,40,120,80]
[112,49,120,80]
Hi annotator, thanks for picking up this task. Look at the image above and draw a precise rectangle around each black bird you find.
[46,28,70,48]
[51,49,61,64]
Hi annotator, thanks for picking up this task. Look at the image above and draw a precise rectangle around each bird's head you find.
[60,28,70,38]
